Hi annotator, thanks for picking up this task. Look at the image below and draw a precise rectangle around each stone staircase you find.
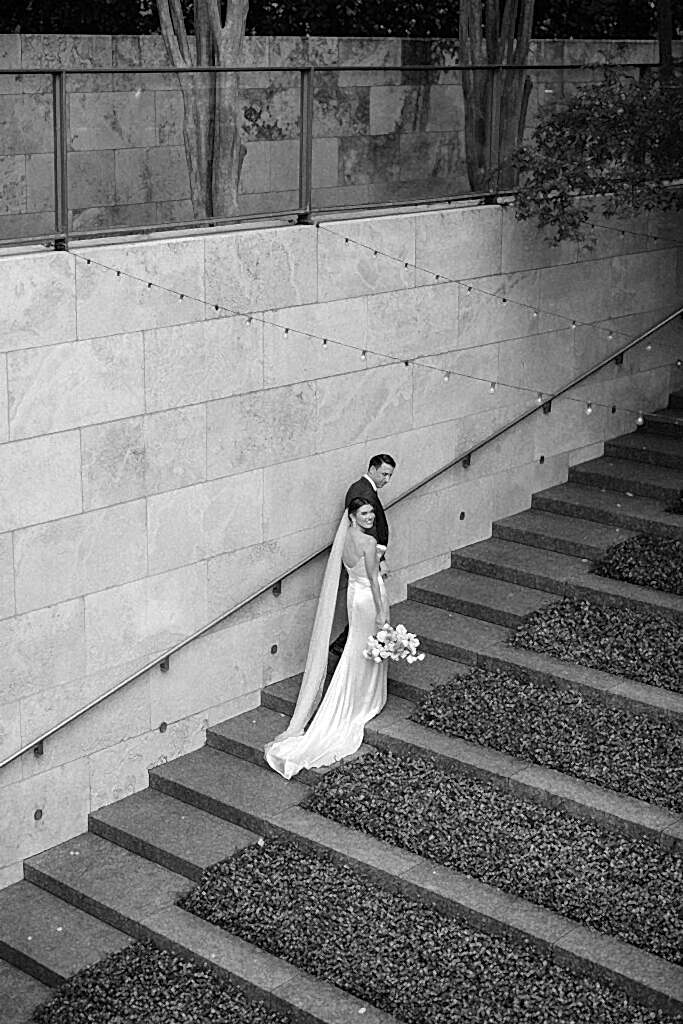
[1,392,682,1024]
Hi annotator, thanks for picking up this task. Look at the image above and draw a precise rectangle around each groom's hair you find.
[368,453,396,470]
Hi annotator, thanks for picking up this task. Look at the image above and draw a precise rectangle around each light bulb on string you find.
[571,321,577,330]
[178,294,184,301]
[645,342,652,351]
[322,338,328,347]
[532,310,538,318]
[360,350,367,361]
[608,331,614,340]
[489,381,497,393]
[585,401,593,415]
[636,411,645,426]
[443,371,451,382]
[677,359,682,368]
[148,282,153,289]
[536,392,544,404]
[466,285,472,294]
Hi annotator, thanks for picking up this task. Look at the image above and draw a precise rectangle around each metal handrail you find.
[2,300,681,772]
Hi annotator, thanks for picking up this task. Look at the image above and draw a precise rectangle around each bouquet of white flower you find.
[363,623,426,664]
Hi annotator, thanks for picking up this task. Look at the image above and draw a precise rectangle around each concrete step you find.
[0,879,131,986]
[0,958,52,1024]
[605,432,683,470]
[641,407,683,438]
[150,747,683,1016]
[89,788,259,882]
[24,830,393,1024]
[407,566,558,628]
[568,456,683,503]
[449,537,683,623]
[532,482,683,540]
[245,688,681,852]
[389,599,683,724]
[493,508,638,560]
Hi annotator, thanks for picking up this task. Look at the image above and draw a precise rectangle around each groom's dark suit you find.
[344,475,389,548]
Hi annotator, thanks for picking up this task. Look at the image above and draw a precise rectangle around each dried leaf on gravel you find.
[410,666,683,811]
[304,750,683,963]
[180,838,682,1024]
[509,598,683,691]
[31,942,291,1024]
[593,534,683,595]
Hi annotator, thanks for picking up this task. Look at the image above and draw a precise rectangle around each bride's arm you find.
[362,539,387,630]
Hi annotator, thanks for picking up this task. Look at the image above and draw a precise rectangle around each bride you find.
[264,496,390,780]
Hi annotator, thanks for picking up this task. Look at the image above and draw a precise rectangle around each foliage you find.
[180,837,682,1023]
[513,68,683,245]
[593,533,683,594]
[509,597,683,690]
[410,665,683,810]
[1,0,682,36]
[31,941,291,1024]
[304,749,683,962]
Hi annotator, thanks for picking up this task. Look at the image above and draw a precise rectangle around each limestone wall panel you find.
[0,251,76,353]
[262,444,365,540]
[76,238,206,339]
[8,332,144,439]
[14,500,147,613]
[115,146,190,205]
[415,206,503,281]
[0,431,82,533]
[84,563,207,676]
[0,533,13,621]
[1,598,85,704]
[147,470,264,575]
[0,155,26,214]
[263,296,367,388]
[81,407,206,510]
[500,205,578,273]
[315,362,413,452]
[261,597,319,685]
[0,94,52,156]
[412,346,499,428]
[207,381,317,479]
[610,249,679,318]
[539,258,613,323]
[144,317,263,412]
[148,618,264,725]
[18,670,151,778]
[0,701,21,784]
[207,524,330,622]
[0,758,91,867]
[205,227,318,313]
[317,215,416,302]
[0,354,7,443]
[69,91,156,151]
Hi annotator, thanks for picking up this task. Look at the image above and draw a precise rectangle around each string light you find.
[532,310,539,318]
[71,249,676,427]
[608,331,614,340]
[178,293,184,301]
[636,412,645,426]
[645,342,652,351]
[571,321,577,330]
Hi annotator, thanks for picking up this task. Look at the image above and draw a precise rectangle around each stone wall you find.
[1,34,680,239]
[0,200,681,885]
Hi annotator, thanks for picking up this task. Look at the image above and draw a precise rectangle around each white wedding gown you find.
[264,550,389,780]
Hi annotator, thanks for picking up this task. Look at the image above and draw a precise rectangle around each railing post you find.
[52,70,69,250]
[297,66,314,224]
[488,66,502,196]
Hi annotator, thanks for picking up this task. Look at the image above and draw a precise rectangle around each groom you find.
[330,453,396,657]
[344,453,396,559]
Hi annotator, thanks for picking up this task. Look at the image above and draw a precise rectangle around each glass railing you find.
[0,61,659,246]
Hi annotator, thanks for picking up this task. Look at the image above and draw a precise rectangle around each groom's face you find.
[368,462,394,489]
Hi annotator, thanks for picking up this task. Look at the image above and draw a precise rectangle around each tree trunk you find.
[156,0,247,221]
[460,0,535,192]
[658,0,673,79]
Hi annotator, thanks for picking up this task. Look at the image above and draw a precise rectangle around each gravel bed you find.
[31,942,291,1024]
[180,839,681,1024]
[509,598,683,692]
[593,534,683,595]
[305,750,682,963]
[410,666,683,812]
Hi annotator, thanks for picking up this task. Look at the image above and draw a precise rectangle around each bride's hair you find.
[347,496,373,519]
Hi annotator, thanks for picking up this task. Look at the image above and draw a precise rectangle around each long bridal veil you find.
[269,512,349,741]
